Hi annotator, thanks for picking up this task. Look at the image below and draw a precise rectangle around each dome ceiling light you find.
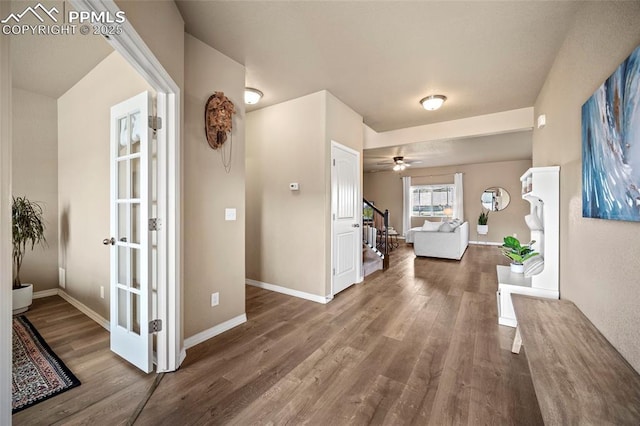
[419,94,447,111]
[244,87,263,105]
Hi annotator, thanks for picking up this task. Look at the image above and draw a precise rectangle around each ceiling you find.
[11,1,581,170]
[9,1,113,99]
[364,131,532,172]
[175,1,580,132]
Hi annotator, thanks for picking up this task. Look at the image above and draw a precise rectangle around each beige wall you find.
[364,159,532,244]
[58,52,153,319]
[247,92,327,297]
[247,91,363,298]
[12,88,58,291]
[183,34,246,338]
[533,2,640,372]
[116,0,185,89]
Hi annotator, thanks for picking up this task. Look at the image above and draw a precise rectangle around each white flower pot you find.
[12,283,33,315]
[477,224,488,235]
[510,263,524,274]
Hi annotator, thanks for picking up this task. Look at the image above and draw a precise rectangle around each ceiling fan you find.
[376,156,421,171]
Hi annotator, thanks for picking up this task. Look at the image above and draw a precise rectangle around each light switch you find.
[225,208,236,221]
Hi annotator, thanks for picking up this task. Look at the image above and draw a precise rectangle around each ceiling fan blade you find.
[375,161,394,165]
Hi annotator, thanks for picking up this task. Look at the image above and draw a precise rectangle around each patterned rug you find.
[12,315,81,413]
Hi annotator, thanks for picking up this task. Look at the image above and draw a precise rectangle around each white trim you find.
[184,314,247,350]
[58,290,110,331]
[469,241,503,246]
[33,289,60,299]
[247,279,332,304]
[69,0,181,373]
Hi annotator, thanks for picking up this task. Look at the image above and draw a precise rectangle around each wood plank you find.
[512,294,640,425]
[15,245,541,425]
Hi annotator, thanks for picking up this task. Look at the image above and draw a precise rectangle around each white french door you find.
[108,91,153,373]
[331,142,361,296]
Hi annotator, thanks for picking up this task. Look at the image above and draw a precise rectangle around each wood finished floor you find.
[14,244,543,425]
[13,296,156,425]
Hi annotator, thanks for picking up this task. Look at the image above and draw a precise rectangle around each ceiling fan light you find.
[244,87,263,105]
[393,164,402,171]
[420,95,447,111]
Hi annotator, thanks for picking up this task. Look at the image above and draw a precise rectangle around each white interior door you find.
[108,91,153,373]
[332,142,361,295]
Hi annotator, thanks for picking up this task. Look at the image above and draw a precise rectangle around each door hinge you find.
[333,268,336,276]
[149,319,162,333]
[333,159,335,166]
[148,116,162,131]
[149,218,161,231]
[333,213,336,220]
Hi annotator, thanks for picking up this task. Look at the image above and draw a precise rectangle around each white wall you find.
[12,88,59,291]
[533,2,640,372]
[58,52,153,319]
[183,34,246,338]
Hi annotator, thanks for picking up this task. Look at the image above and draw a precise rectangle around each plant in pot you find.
[12,196,46,314]
[501,236,537,274]
[477,209,489,235]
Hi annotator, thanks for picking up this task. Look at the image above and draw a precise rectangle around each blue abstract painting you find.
[582,44,640,221]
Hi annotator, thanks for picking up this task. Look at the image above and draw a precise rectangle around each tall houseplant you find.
[12,196,46,297]
[501,236,537,273]
[477,209,489,235]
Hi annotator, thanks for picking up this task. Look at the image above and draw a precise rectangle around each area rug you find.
[12,315,81,413]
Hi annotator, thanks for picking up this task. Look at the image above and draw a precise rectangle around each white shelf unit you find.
[497,166,560,327]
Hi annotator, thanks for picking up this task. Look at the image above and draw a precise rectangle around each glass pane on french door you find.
[115,110,142,337]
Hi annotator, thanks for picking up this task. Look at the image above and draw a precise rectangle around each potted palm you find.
[477,209,489,235]
[501,236,537,273]
[12,196,46,314]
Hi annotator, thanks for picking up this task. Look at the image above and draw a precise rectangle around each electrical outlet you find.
[513,233,518,238]
[211,292,219,307]
[100,286,104,299]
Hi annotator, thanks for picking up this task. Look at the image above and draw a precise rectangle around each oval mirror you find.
[481,187,511,211]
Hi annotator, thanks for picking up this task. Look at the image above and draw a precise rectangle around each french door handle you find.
[103,237,116,246]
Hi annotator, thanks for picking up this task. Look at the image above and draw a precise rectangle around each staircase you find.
[363,198,390,272]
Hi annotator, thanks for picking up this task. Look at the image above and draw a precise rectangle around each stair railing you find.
[363,198,390,270]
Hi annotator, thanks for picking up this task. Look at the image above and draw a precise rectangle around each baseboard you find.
[33,288,59,299]
[57,289,110,331]
[246,279,331,304]
[469,240,503,246]
[184,313,247,350]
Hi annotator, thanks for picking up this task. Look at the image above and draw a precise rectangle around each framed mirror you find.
[481,187,510,211]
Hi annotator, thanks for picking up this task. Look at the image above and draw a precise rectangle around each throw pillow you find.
[438,222,454,232]
[422,221,441,231]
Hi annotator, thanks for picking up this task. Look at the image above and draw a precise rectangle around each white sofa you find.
[412,221,469,260]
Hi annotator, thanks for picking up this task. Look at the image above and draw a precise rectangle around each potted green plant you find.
[12,196,46,314]
[477,209,489,235]
[501,235,538,273]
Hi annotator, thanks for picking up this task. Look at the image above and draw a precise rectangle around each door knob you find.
[352,223,360,228]
[103,237,116,245]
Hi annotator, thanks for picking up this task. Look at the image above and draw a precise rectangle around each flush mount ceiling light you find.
[419,94,447,111]
[244,87,263,105]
